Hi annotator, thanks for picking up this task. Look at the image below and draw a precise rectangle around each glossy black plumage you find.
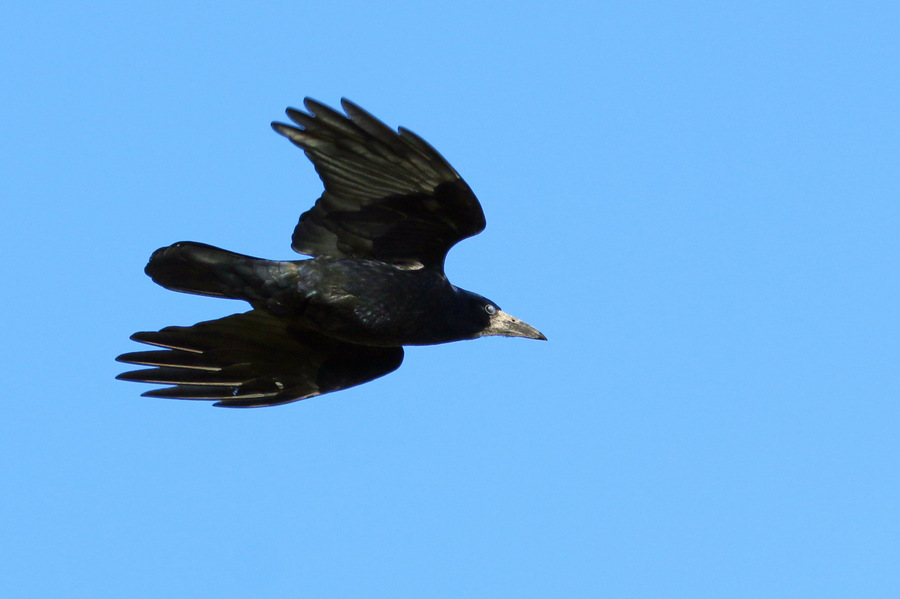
[117,99,544,407]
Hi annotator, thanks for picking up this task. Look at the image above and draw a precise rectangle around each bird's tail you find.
[145,241,286,303]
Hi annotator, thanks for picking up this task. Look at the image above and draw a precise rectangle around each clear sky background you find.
[3,1,899,597]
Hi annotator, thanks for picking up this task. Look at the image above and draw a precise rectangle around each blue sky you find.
[3,1,899,597]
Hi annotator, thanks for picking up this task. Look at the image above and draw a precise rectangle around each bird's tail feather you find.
[145,241,283,302]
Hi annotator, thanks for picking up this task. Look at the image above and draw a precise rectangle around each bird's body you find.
[118,99,544,407]
[146,242,494,347]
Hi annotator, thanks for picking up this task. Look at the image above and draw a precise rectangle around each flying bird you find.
[117,99,545,407]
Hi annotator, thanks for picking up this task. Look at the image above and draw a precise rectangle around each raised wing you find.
[116,310,403,408]
[271,98,486,272]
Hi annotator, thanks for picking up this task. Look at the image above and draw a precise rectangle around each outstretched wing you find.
[271,98,486,273]
[116,310,403,408]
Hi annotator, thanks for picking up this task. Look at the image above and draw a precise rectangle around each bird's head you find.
[457,289,546,341]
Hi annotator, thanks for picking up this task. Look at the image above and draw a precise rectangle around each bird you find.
[116,98,545,408]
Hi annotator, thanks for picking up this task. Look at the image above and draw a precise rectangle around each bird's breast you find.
[285,259,461,346]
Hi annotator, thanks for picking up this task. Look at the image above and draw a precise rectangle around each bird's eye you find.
[485,304,496,315]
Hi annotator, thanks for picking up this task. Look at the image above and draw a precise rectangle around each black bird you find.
[117,99,545,407]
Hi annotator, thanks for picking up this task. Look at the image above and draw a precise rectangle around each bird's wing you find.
[116,310,403,408]
[271,98,486,273]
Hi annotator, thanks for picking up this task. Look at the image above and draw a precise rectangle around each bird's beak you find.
[481,310,546,341]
